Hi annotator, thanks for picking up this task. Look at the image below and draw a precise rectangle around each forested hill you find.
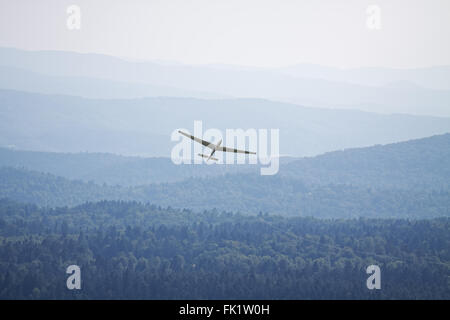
[135,175,450,218]
[1,167,449,218]
[282,133,450,189]
[1,133,449,189]
[1,133,449,218]
[0,167,131,207]
[0,199,448,299]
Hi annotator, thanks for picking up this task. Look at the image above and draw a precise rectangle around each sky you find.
[0,0,449,68]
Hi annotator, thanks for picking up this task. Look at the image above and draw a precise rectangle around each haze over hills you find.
[0,65,226,100]
[2,89,450,157]
[1,47,449,215]
[277,64,450,90]
[1,47,450,116]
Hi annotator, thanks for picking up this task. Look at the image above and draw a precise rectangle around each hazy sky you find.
[0,0,449,68]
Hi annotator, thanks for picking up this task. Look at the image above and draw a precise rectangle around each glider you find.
[178,130,256,161]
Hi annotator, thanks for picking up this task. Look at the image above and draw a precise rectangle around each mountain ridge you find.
[2,89,450,157]
[2,47,450,116]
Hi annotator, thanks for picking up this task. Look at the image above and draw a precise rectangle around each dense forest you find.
[0,199,448,299]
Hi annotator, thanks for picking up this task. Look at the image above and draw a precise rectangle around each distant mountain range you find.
[1,89,450,157]
[1,47,450,116]
[0,65,227,99]
[276,64,450,90]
